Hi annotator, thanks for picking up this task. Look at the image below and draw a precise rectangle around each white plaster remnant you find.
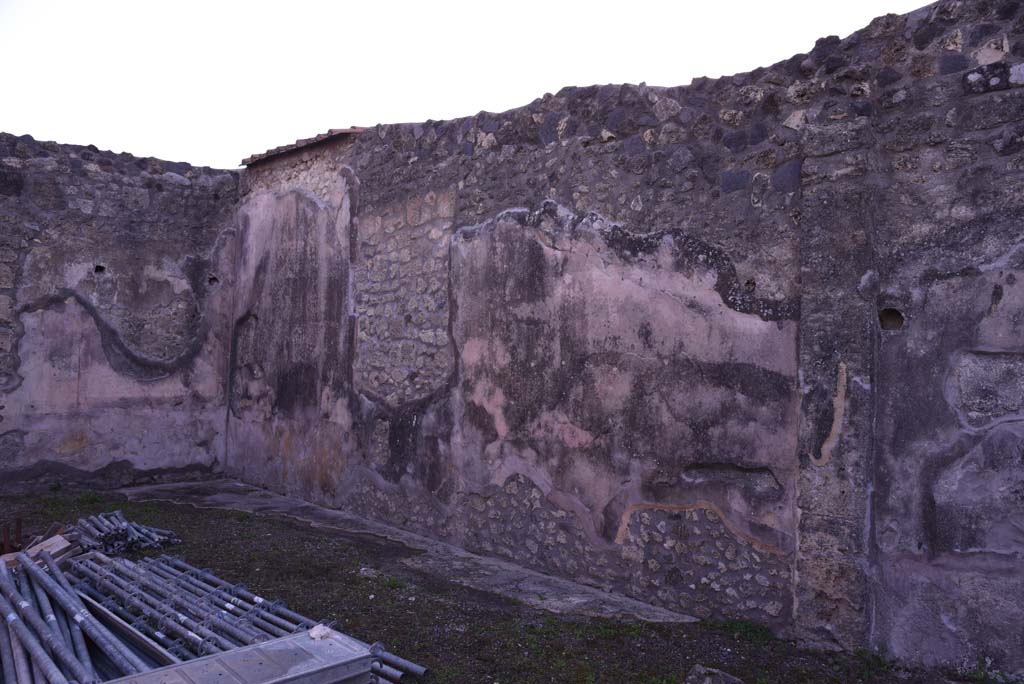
[813,361,847,466]
[1010,63,1024,86]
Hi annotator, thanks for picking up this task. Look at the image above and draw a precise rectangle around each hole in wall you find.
[94,264,106,274]
[208,275,220,286]
[879,307,905,330]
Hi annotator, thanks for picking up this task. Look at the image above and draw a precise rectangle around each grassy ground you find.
[0,489,1000,684]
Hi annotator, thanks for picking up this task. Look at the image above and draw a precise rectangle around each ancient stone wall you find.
[224,154,357,495]
[228,1,1024,670]
[4,0,1024,673]
[0,133,238,485]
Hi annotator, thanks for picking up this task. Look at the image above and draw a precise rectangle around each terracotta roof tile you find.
[241,127,366,166]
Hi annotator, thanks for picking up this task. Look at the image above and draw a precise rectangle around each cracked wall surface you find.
[3,0,1024,673]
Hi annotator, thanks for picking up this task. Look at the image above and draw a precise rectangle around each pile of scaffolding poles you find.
[0,550,149,684]
[149,556,427,681]
[67,554,428,682]
[68,512,179,555]
[66,555,308,661]
[0,550,428,683]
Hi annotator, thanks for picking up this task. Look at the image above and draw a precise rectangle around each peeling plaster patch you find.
[18,291,201,382]
[461,338,510,369]
[949,351,1024,428]
[813,361,847,466]
[1011,63,1024,86]
[595,366,634,413]
[484,444,555,496]
[529,410,595,449]
[469,379,509,439]
[852,375,872,391]
[931,423,1024,556]
[449,200,799,620]
[62,261,96,286]
[56,431,88,454]
[142,264,191,295]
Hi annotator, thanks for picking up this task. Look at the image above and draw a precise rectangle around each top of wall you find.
[5,1,1020,177]
[238,0,1023,177]
[0,132,230,177]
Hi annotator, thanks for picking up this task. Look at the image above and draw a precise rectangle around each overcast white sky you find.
[0,0,926,169]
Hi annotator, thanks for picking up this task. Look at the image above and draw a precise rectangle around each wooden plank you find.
[1,534,71,567]
[41,522,65,540]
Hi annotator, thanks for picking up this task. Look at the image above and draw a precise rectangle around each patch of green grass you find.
[382,575,406,590]
[854,648,892,683]
[430,664,459,684]
[32,489,125,521]
[625,622,646,638]
[125,501,164,517]
[38,497,70,520]
[790,665,816,684]
[76,491,105,506]
[955,657,1012,684]
[710,618,775,644]
[592,620,646,641]
[639,674,679,684]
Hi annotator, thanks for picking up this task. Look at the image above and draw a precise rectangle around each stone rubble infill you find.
[117,479,697,625]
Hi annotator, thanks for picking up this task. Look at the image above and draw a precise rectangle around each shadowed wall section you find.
[225,177,356,498]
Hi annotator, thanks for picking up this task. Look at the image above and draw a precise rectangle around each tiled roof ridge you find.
[241,127,366,166]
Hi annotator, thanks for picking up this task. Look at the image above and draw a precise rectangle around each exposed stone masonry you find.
[354,191,454,405]
[3,0,1024,674]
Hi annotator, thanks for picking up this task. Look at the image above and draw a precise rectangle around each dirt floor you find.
[0,489,1004,684]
